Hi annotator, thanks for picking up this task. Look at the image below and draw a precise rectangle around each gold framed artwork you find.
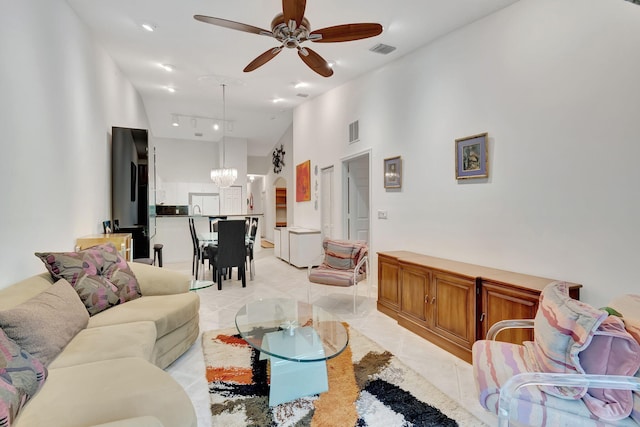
[384,156,402,189]
[455,132,488,180]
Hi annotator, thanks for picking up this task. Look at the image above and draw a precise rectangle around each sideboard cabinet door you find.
[377,253,401,317]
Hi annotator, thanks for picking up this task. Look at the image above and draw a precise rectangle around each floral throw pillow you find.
[35,242,141,316]
[0,328,47,426]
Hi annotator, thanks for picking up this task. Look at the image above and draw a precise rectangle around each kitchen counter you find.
[152,215,263,265]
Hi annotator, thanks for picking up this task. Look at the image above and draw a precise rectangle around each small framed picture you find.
[384,156,402,189]
[455,133,488,180]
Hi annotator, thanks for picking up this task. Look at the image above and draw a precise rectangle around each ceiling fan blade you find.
[194,15,272,36]
[310,23,383,43]
[243,47,283,72]
[298,47,333,77]
[282,0,306,28]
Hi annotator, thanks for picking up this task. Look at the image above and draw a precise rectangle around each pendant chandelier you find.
[210,84,237,188]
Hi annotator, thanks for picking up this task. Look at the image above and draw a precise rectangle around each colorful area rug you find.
[202,325,487,427]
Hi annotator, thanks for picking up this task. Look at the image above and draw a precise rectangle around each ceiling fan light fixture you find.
[194,0,383,77]
[141,22,156,32]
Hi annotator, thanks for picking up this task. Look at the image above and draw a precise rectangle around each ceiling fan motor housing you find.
[271,13,310,49]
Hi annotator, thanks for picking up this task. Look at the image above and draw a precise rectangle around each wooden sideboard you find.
[377,251,581,363]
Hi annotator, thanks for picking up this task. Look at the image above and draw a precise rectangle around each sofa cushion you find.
[35,243,141,316]
[309,266,364,287]
[578,315,640,421]
[0,279,88,366]
[0,329,47,426]
[523,281,608,399]
[322,239,367,270]
[89,416,165,427]
[15,358,196,427]
[87,292,199,340]
[48,321,157,370]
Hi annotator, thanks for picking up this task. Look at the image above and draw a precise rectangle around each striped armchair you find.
[307,238,368,313]
[472,282,640,426]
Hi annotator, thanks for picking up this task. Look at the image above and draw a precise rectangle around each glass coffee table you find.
[235,298,348,406]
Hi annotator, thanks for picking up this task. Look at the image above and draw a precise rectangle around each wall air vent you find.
[349,120,359,144]
[296,93,309,98]
[369,43,396,55]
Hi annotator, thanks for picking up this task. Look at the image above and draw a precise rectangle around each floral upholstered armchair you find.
[307,238,368,313]
[472,282,640,426]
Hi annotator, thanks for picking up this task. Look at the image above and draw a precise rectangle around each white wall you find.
[247,155,270,175]
[264,125,294,242]
[153,135,247,210]
[0,0,149,288]
[292,0,640,306]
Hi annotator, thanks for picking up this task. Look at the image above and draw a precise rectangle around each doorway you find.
[343,152,370,242]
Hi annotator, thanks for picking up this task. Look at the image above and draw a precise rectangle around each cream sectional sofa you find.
[0,262,200,427]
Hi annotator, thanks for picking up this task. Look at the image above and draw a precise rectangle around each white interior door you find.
[221,186,242,214]
[320,166,334,239]
[346,155,370,242]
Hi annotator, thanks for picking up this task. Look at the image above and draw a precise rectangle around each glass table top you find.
[235,298,348,363]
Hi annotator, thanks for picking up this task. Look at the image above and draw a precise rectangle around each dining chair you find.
[208,215,228,232]
[188,218,209,279]
[246,217,259,280]
[210,220,246,290]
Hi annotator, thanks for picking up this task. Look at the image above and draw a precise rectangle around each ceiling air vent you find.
[349,120,359,144]
[369,43,396,55]
[296,93,309,98]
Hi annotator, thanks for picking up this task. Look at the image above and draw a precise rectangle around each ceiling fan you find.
[194,0,383,77]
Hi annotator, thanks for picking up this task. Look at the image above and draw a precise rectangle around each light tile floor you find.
[164,248,498,427]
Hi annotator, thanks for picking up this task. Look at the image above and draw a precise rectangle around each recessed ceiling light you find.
[159,63,174,72]
[294,82,308,89]
[272,98,284,103]
[165,86,176,93]
[171,115,179,127]
[327,61,336,68]
[141,22,156,32]
[213,123,220,131]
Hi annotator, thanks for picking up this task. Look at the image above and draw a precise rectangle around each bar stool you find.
[153,243,163,267]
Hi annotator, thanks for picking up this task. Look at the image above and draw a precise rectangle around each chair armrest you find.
[354,254,368,273]
[486,319,534,340]
[497,372,640,427]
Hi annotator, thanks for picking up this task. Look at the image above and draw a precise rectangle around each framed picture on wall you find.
[384,156,402,189]
[455,132,488,180]
[296,160,311,202]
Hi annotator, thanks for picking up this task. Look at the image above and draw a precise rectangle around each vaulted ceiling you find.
[66,0,520,156]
